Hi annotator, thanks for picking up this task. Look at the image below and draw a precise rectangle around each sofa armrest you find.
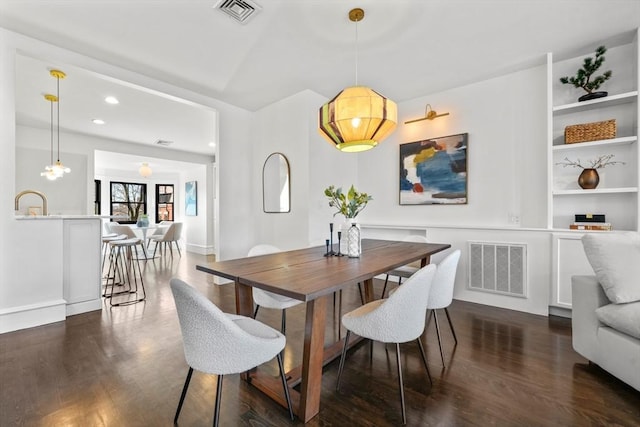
[571,275,610,361]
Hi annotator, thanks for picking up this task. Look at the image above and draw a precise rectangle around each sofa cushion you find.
[582,232,640,303]
[596,302,640,340]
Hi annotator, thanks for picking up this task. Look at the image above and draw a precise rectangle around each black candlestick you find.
[336,231,343,256]
[324,239,330,257]
[329,223,336,255]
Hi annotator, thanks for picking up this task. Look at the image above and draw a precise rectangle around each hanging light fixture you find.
[404,104,450,124]
[318,8,397,153]
[40,93,58,181]
[139,162,152,177]
[49,69,71,178]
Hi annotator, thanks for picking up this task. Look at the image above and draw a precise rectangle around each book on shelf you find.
[574,214,606,223]
[570,222,612,231]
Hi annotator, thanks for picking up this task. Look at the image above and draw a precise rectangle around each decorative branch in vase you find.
[324,185,372,257]
[556,154,625,189]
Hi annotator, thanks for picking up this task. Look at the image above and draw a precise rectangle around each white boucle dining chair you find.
[427,249,461,367]
[248,244,303,334]
[151,222,183,257]
[336,263,437,425]
[170,278,294,426]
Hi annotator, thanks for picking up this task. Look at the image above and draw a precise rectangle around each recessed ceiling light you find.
[92,119,105,125]
[208,142,216,147]
[105,96,119,104]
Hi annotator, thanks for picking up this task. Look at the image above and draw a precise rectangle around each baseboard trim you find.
[549,305,572,318]
[186,243,215,255]
[0,299,67,334]
[66,299,102,316]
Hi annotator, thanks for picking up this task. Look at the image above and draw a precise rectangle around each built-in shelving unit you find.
[547,28,639,311]
[547,29,640,232]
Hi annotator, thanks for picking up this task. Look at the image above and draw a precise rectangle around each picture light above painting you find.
[399,133,468,205]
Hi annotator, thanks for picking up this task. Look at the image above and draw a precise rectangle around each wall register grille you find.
[468,242,527,298]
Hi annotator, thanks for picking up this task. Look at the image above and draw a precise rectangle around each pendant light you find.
[40,93,58,181]
[139,162,152,177]
[49,69,70,178]
[318,8,397,153]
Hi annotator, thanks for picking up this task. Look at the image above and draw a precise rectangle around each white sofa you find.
[571,232,640,392]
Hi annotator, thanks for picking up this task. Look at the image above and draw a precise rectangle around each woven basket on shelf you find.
[564,119,616,144]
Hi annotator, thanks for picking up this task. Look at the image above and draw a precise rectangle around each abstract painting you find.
[185,181,197,216]
[399,133,468,205]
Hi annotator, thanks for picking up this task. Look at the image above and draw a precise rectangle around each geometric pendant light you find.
[318,8,397,153]
[49,69,70,178]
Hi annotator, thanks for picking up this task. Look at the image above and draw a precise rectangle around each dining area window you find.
[110,181,147,224]
[156,184,174,222]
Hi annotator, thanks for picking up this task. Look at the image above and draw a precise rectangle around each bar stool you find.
[102,233,127,272]
[104,238,146,306]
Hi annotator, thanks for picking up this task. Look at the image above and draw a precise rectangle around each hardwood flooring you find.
[1,252,638,426]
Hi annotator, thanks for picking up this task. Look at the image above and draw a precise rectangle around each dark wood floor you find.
[1,252,639,426]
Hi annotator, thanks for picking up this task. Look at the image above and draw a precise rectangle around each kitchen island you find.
[0,216,102,333]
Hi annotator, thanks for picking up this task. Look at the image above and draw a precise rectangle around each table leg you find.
[299,294,328,422]
[236,281,255,381]
[421,256,431,267]
[362,278,375,302]
[235,280,253,316]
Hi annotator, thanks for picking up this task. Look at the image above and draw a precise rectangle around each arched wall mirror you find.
[263,152,291,213]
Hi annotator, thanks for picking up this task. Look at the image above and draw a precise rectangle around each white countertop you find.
[14,215,108,220]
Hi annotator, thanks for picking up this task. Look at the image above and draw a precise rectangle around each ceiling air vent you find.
[156,139,173,147]
[214,0,261,24]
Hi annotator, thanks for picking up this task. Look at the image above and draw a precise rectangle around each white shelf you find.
[552,136,637,151]
[553,91,638,115]
[553,187,638,196]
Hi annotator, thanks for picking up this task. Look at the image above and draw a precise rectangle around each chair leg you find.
[338,290,343,340]
[175,241,182,257]
[381,274,390,299]
[444,307,458,344]
[153,241,159,258]
[213,374,223,427]
[253,305,260,319]
[276,353,294,420]
[395,343,407,425]
[336,330,351,391]
[281,309,286,335]
[174,367,193,424]
[433,310,446,367]
[416,338,433,385]
[357,283,365,305]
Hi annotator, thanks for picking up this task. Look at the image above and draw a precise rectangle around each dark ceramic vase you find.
[578,168,599,189]
[578,91,608,102]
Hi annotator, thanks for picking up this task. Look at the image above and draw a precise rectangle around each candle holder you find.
[328,223,336,256]
[336,231,344,256]
[324,239,331,257]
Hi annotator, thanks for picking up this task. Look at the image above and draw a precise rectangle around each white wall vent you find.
[468,241,527,298]
[215,0,261,24]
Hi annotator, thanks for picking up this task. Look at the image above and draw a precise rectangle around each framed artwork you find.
[399,133,468,205]
[185,181,198,216]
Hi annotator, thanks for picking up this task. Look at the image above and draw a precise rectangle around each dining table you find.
[196,238,451,423]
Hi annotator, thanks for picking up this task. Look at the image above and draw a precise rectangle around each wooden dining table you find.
[196,238,451,423]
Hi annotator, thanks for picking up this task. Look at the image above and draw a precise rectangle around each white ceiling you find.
[3,0,640,156]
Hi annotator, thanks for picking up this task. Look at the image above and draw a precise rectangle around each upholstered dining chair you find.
[150,222,183,257]
[248,244,303,334]
[336,263,437,425]
[146,220,172,246]
[380,234,429,298]
[427,249,461,367]
[170,278,294,426]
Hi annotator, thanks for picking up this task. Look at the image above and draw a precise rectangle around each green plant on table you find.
[324,185,372,219]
